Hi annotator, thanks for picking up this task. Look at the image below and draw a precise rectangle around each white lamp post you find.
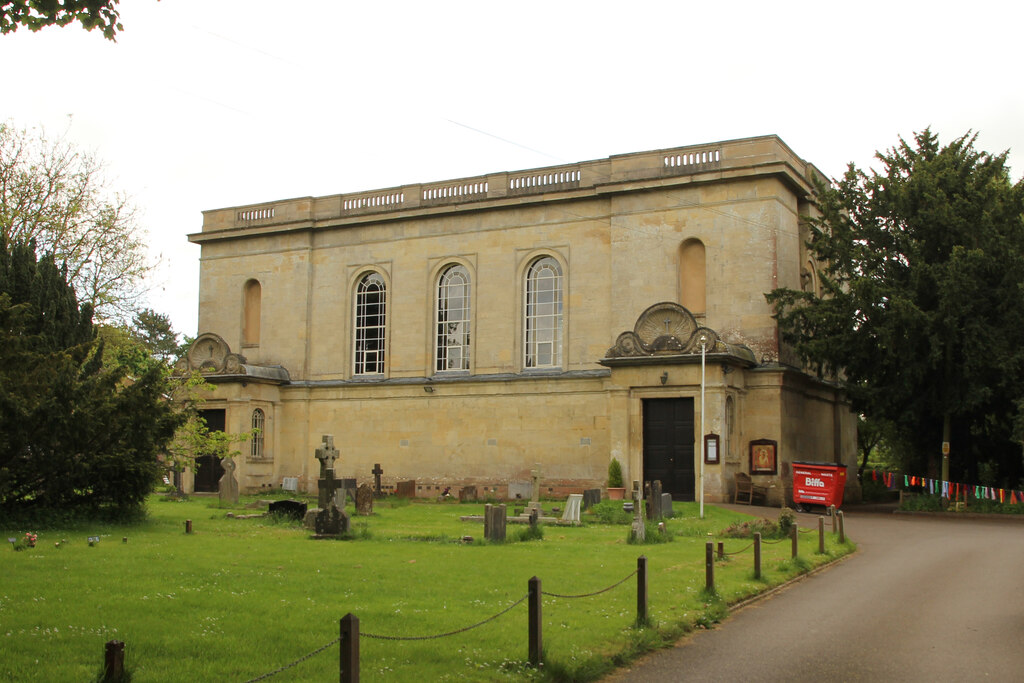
[699,334,707,519]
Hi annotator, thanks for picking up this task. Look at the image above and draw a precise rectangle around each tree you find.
[0,122,153,323]
[0,1,124,40]
[130,307,184,363]
[767,130,1024,488]
[0,234,182,515]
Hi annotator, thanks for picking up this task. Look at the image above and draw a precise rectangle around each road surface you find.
[606,508,1024,681]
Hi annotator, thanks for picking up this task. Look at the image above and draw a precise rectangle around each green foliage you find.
[0,0,124,40]
[777,507,796,536]
[767,130,1024,486]
[513,522,545,542]
[0,235,182,516]
[586,500,632,525]
[898,493,946,512]
[626,520,674,545]
[0,122,152,322]
[165,371,251,491]
[720,517,782,539]
[607,457,624,488]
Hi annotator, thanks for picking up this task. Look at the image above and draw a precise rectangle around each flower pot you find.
[607,487,626,500]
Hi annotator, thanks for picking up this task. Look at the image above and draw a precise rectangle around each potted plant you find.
[607,458,626,500]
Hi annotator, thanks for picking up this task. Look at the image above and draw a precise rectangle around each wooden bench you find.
[734,472,768,505]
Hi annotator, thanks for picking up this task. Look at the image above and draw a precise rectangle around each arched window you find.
[524,256,563,369]
[243,279,261,345]
[679,239,706,314]
[250,408,265,459]
[436,264,471,371]
[354,272,387,375]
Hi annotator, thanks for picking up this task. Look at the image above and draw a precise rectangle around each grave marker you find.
[355,484,374,516]
[371,463,384,497]
[218,457,239,505]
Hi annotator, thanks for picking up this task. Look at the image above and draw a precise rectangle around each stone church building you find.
[176,135,860,505]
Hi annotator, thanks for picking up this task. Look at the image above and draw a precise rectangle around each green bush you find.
[608,458,624,488]
[720,517,781,539]
[587,500,632,525]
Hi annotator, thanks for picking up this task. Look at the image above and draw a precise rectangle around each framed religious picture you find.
[704,433,720,465]
[749,439,778,475]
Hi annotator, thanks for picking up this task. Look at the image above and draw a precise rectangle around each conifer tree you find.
[767,130,1024,487]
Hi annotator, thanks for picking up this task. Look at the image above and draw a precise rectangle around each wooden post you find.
[636,556,648,626]
[818,516,825,554]
[705,542,715,594]
[103,640,125,682]
[830,505,837,532]
[753,532,762,579]
[340,613,359,683]
[838,510,846,544]
[791,523,798,559]
[717,541,724,560]
[185,519,192,534]
[528,576,542,666]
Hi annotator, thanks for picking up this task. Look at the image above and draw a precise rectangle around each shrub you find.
[777,507,796,536]
[608,458,624,488]
[720,517,781,539]
[586,500,632,525]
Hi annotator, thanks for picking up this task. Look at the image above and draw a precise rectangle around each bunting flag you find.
[866,468,1022,506]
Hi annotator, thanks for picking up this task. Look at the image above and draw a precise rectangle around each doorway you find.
[642,397,695,501]
[194,409,226,493]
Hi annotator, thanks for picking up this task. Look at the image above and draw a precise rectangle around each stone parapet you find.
[193,135,824,243]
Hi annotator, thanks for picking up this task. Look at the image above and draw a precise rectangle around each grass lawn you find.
[0,495,853,681]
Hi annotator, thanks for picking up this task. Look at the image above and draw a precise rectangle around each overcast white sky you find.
[3,0,1020,337]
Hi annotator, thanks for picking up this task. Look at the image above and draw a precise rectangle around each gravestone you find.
[561,494,583,523]
[582,489,601,510]
[630,484,646,541]
[530,464,542,504]
[396,480,416,498]
[459,485,478,502]
[218,457,239,505]
[269,499,307,521]
[315,503,349,536]
[646,480,664,520]
[372,463,384,497]
[661,493,674,519]
[315,435,339,476]
[339,478,358,506]
[355,484,374,516]
[318,468,343,510]
[484,504,507,541]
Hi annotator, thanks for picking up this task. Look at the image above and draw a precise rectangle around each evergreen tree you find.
[0,235,182,515]
[767,131,1024,487]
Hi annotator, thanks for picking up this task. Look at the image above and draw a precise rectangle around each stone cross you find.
[372,463,384,496]
[530,464,542,503]
[318,468,343,510]
[315,435,339,478]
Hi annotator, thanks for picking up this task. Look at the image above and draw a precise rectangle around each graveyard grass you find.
[0,496,853,681]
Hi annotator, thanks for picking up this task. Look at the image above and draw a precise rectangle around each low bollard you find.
[817,516,825,554]
[830,505,837,532]
[185,519,192,534]
[103,640,125,682]
[705,542,715,593]
[717,541,724,560]
[340,613,359,683]
[791,524,798,559]
[753,532,762,579]
[636,556,648,626]
[528,576,542,666]
[838,510,846,544]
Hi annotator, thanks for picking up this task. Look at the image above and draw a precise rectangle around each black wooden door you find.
[194,409,226,493]
[642,398,695,501]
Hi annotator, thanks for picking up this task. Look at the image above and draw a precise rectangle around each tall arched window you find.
[250,408,265,458]
[679,239,706,314]
[243,279,261,345]
[354,272,387,375]
[524,256,563,369]
[436,264,471,372]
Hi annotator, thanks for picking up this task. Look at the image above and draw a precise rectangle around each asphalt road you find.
[605,508,1024,682]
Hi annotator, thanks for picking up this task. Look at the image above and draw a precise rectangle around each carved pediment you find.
[174,333,247,376]
[605,302,729,358]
